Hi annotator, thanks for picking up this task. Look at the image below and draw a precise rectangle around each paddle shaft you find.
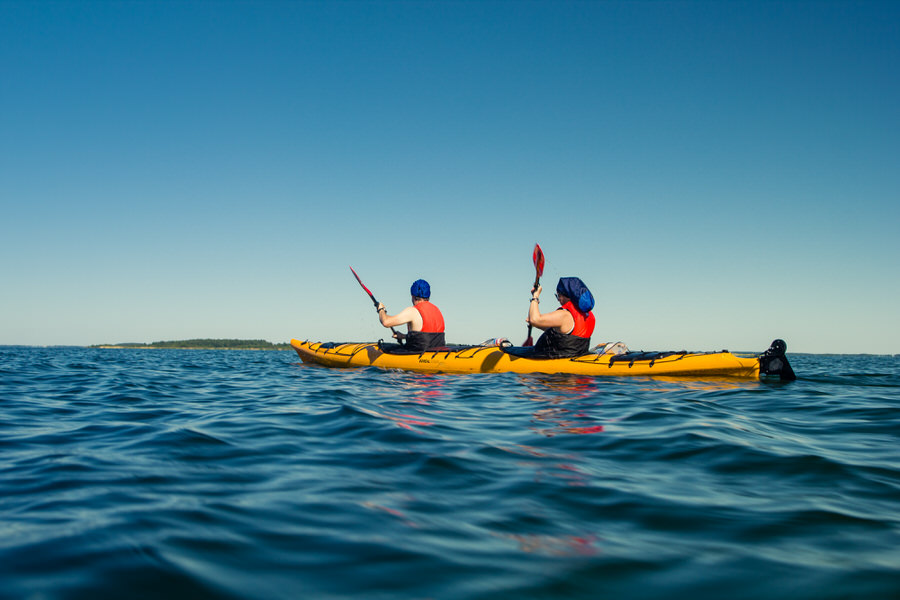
[524,244,545,346]
[525,271,541,342]
[349,266,401,338]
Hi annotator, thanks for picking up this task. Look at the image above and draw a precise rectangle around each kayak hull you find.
[290,339,792,379]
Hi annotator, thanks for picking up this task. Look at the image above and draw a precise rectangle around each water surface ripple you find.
[1,348,898,599]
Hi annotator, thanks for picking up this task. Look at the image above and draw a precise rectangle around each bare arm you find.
[377,304,423,330]
[527,285,574,332]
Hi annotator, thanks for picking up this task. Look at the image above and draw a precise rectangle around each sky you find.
[1,0,898,354]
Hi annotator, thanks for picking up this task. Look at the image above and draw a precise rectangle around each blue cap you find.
[556,277,594,313]
[410,279,431,299]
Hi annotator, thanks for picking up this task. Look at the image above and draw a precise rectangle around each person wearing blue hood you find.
[527,277,596,358]
[376,279,446,352]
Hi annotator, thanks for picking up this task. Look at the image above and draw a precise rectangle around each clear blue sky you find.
[2,1,898,354]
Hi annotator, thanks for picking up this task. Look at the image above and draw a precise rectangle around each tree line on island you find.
[91,339,291,350]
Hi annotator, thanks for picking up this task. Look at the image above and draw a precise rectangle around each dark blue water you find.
[2,347,898,599]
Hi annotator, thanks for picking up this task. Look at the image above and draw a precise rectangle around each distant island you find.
[91,339,291,350]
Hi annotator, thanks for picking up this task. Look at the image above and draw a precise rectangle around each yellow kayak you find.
[290,338,796,380]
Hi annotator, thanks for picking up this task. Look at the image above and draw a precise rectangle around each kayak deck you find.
[290,338,796,380]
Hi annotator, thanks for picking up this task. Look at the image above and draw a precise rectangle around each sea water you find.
[1,347,898,599]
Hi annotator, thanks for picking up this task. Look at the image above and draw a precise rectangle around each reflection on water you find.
[360,500,419,529]
[632,376,760,392]
[494,531,601,557]
[357,371,449,430]
[523,375,606,436]
[399,372,449,405]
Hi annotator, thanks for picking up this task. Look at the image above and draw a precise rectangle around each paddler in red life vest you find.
[527,277,596,358]
[376,279,446,352]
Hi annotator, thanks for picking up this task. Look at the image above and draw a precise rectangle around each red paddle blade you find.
[349,265,374,299]
[533,244,545,278]
[523,336,534,347]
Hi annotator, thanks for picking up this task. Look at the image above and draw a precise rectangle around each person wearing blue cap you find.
[376,279,446,351]
[527,276,596,358]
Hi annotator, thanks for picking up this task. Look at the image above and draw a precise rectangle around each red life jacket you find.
[533,302,595,358]
[413,301,445,333]
[561,301,595,338]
